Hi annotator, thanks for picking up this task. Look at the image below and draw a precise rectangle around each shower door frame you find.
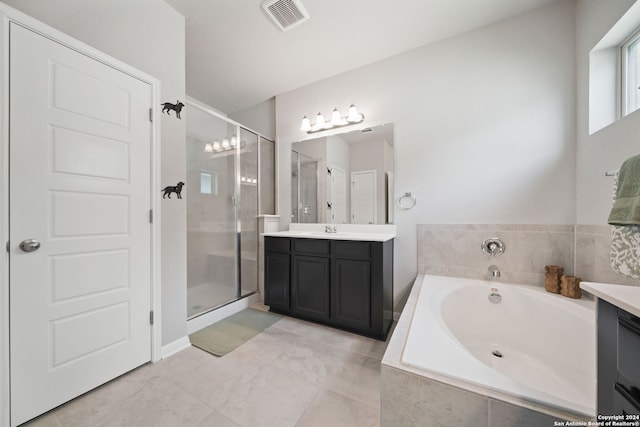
[186,98,271,319]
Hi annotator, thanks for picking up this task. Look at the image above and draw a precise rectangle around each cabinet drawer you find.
[334,241,371,260]
[293,238,331,256]
[265,237,290,253]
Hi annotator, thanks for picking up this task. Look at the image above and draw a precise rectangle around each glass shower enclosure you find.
[291,150,318,223]
[186,101,274,318]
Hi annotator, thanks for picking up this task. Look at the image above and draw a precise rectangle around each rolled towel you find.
[608,154,640,225]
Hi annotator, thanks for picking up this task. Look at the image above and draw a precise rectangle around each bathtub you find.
[400,274,595,419]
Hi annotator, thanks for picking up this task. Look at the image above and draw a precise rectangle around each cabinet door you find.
[291,255,331,321]
[333,258,371,330]
[265,252,290,311]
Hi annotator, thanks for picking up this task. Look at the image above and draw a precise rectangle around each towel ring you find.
[398,192,416,210]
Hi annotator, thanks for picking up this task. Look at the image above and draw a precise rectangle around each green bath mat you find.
[189,309,282,357]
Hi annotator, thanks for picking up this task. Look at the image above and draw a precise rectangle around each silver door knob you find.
[19,239,40,252]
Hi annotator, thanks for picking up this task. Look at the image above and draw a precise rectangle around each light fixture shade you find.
[204,142,213,152]
[222,138,230,149]
[300,115,311,132]
[347,103,361,122]
[301,103,365,134]
[331,108,342,126]
[212,140,221,151]
[230,136,237,147]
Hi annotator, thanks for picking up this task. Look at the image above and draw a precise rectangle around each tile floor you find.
[23,311,391,427]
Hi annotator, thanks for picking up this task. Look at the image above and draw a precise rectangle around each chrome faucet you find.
[488,265,501,278]
[488,287,502,303]
[324,225,337,233]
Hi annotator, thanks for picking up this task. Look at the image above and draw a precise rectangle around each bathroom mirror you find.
[291,123,394,224]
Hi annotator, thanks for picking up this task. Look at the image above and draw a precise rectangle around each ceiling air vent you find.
[262,0,310,32]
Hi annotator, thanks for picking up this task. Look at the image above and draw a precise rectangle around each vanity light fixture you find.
[300,103,365,134]
[240,176,258,184]
[204,137,246,154]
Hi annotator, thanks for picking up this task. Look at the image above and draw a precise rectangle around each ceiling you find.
[164,0,558,114]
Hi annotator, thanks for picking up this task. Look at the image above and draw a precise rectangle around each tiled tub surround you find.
[417,224,640,287]
[380,224,639,426]
[381,275,592,427]
[574,225,640,286]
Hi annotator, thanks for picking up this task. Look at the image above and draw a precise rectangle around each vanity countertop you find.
[262,230,395,242]
[263,223,396,242]
[581,281,640,317]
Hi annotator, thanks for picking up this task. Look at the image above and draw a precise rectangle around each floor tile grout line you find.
[320,381,382,411]
[291,386,325,427]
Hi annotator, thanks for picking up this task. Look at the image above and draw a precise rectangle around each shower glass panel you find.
[186,105,238,318]
[260,136,275,215]
[291,151,299,222]
[291,151,318,223]
[239,127,258,297]
[300,157,318,223]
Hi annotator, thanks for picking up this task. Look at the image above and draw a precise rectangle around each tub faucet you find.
[488,265,501,278]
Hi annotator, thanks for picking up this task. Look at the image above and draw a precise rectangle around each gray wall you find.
[229,97,276,140]
[275,1,577,310]
[576,0,639,224]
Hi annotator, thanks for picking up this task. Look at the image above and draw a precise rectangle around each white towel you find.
[611,171,640,279]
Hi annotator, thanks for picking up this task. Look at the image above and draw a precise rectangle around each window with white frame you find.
[621,28,640,116]
[200,172,218,195]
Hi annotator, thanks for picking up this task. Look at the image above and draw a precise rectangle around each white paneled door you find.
[351,170,377,224]
[9,24,152,426]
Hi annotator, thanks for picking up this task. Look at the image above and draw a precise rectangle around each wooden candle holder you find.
[560,275,582,299]
[544,265,563,294]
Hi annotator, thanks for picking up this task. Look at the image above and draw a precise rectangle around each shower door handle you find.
[19,239,41,253]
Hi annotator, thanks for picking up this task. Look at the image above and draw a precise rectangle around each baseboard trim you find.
[161,336,191,359]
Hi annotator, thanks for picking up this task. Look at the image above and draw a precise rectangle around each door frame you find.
[329,165,346,224]
[0,5,163,427]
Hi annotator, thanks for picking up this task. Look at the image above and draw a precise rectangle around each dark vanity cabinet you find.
[264,238,290,312]
[264,236,394,340]
[597,299,640,416]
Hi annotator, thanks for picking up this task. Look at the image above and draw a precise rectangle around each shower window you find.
[622,27,640,116]
[200,172,218,195]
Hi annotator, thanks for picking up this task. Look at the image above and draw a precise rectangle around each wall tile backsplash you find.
[574,225,640,286]
[417,224,640,287]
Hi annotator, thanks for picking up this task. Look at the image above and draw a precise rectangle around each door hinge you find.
[149,209,153,224]
[149,108,153,122]
[150,311,154,325]
[5,241,9,253]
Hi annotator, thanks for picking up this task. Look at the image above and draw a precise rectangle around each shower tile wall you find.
[417,224,574,286]
[417,224,640,287]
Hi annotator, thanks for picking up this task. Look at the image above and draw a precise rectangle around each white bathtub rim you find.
[398,274,595,419]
